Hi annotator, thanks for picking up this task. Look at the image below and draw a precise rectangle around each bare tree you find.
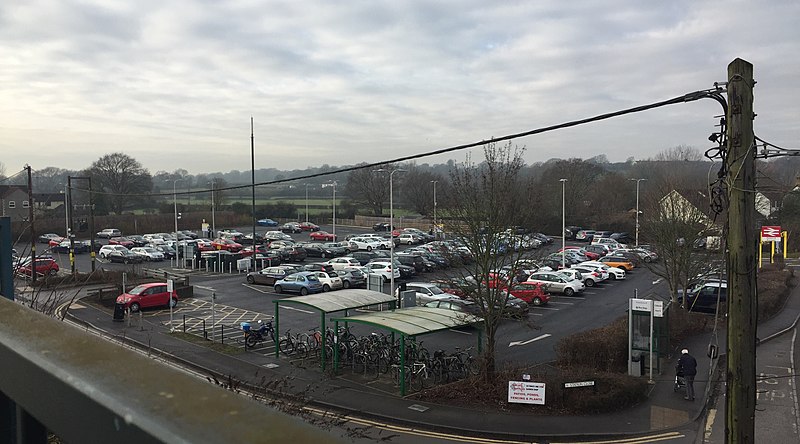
[652,145,703,162]
[442,142,536,379]
[399,166,444,217]
[344,163,391,215]
[86,153,153,214]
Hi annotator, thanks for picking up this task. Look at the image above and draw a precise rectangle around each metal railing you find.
[0,296,340,443]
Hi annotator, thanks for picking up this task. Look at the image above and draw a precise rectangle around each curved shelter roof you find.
[274,289,396,313]
[330,306,482,337]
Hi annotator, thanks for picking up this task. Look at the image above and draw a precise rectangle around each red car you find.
[560,246,600,261]
[211,238,243,252]
[506,282,550,306]
[109,237,135,248]
[16,257,60,277]
[116,282,177,312]
[310,231,336,241]
[299,222,320,231]
[47,236,68,247]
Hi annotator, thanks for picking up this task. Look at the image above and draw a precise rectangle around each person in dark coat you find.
[677,348,698,400]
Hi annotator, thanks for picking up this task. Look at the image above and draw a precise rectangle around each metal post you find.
[332,181,337,241]
[173,178,181,268]
[630,178,646,247]
[68,176,76,275]
[431,180,438,238]
[648,299,654,384]
[64,183,69,237]
[250,117,256,270]
[26,165,36,283]
[305,183,309,223]
[88,178,95,272]
[560,178,567,269]
[210,179,216,237]
[211,292,216,342]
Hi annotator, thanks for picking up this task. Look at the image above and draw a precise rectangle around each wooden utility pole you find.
[725,58,756,443]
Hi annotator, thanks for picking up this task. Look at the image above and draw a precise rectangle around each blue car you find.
[273,271,324,296]
[257,218,279,227]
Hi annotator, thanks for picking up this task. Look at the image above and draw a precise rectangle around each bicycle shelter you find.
[273,289,397,371]
[330,307,484,395]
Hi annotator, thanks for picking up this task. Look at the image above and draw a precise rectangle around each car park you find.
[526,271,585,296]
[310,231,337,241]
[130,247,165,261]
[257,218,279,227]
[273,272,324,295]
[116,282,177,312]
[96,228,122,238]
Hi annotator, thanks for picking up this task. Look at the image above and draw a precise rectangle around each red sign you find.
[761,226,781,242]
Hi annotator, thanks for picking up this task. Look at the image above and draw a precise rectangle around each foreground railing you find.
[0,296,339,444]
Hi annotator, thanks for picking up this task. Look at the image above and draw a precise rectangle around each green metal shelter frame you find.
[273,289,397,370]
[330,307,484,396]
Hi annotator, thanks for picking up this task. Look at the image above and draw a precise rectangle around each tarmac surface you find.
[62,264,800,443]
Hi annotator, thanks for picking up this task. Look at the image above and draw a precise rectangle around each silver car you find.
[527,271,585,296]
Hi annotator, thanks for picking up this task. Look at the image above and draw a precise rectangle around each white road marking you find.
[448,329,473,335]
[652,278,663,285]
[509,333,551,347]
[280,305,314,314]
[242,283,274,293]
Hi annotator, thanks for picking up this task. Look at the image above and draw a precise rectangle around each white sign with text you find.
[508,381,545,405]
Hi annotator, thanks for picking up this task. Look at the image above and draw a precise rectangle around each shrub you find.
[555,317,628,372]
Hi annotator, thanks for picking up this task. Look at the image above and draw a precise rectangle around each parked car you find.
[281,222,302,233]
[99,244,129,259]
[506,281,550,306]
[397,233,422,245]
[396,282,453,305]
[116,282,177,312]
[350,250,380,265]
[257,218,279,227]
[309,231,337,241]
[245,265,301,285]
[296,242,338,259]
[321,242,349,256]
[678,281,728,312]
[395,253,431,273]
[499,295,530,318]
[584,244,611,257]
[314,271,343,292]
[299,222,320,231]
[15,257,59,276]
[273,271,324,295]
[154,244,177,259]
[338,268,366,289]
[598,255,635,271]
[96,228,122,238]
[526,271,585,296]
[107,249,144,264]
[424,299,480,315]
[326,257,363,271]
[365,261,401,282]
[569,265,606,287]
[125,235,148,247]
[277,246,307,262]
[348,237,382,251]
[302,263,336,273]
[38,233,62,244]
[575,230,596,242]
[130,246,165,261]
[109,237,135,248]
[51,240,89,254]
[211,238,243,252]
[373,222,392,231]
[579,261,626,280]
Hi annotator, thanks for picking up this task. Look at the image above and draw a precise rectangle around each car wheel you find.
[246,275,255,284]
[129,303,140,313]
[123,258,130,264]
[585,279,595,287]
[321,253,327,258]
[366,246,372,251]
[168,298,177,308]
[323,284,330,292]
[342,280,351,289]
[300,287,309,296]
[274,285,283,294]
[563,287,575,297]
[644,257,652,263]
[382,275,389,283]
[609,273,617,280]
[532,297,543,306]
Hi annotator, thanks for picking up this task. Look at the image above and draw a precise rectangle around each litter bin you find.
[113,302,126,322]
[630,354,645,377]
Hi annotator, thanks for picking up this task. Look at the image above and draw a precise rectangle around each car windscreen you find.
[128,285,148,295]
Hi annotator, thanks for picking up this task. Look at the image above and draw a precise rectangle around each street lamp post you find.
[209,180,216,238]
[630,179,647,247]
[305,183,310,223]
[375,168,407,300]
[330,181,337,241]
[560,178,567,270]
[430,180,438,239]
[173,178,183,268]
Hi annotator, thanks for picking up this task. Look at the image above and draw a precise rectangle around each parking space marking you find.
[242,283,275,294]
[548,301,575,305]
[280,305,314,314]
[534,306,560,311]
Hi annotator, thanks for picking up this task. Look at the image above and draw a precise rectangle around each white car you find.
[397,233,422,245]
[130,247,165,261]
[98,244,129,259]
[395,282,454,306]
[96,228,122,238]
[359,234,392,249]
[265,231,292,241]
[314,271,344,292]
[348,237,383,251]
[579,261,626,280]
[592,237,625,250]
[526,271,585,296]
[326,257,362,271]
[364,261,401,282]
[570,265,608,287]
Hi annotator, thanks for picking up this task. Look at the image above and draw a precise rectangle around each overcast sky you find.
[1,0,798,176]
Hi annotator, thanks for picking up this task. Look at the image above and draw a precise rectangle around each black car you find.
[396,253,435,272]
[155,245,177,259]
[281,222,302,233]
[530,232,553,244]
[278,246,307,262]
[322,242,349,256]
[107,250,144,264]
[373,222,392,232]
[302,263,335,273]
[126,235,149,247]
[351,251,379,265]
[297,242,339,259]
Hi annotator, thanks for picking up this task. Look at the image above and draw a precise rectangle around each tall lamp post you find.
[173,178,184,268]
[375,168,406,300]
[430,180,438,239]
[305,183,310,223]
[629,178,647,247]
[560,178,567,270]
[330,181,337,241]
[208,179,216,238]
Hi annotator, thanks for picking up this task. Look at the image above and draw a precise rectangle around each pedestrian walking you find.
[677,348,698,400]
